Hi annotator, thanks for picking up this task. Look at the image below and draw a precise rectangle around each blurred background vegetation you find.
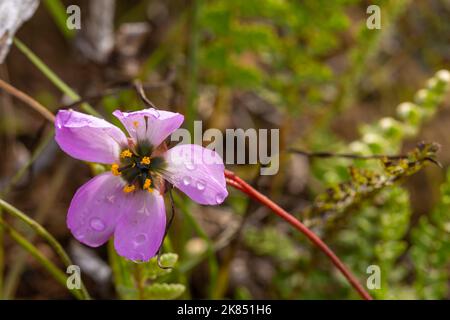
[0,0,449,299]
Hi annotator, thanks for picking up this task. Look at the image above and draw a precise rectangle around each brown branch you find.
[61,70,176,110]
[289,148,407,160]
[0,78,55,123]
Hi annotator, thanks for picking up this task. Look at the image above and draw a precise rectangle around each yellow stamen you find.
[123,185,136,193]
[120,149,133,159]
[111,164,120,176]
[133,121,139,128]
[143,178,152,190]
[140,156,151,165]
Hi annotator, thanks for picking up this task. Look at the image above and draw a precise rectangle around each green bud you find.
[362,132,384,154]
[397,102,422,125]
[379,117,404,139]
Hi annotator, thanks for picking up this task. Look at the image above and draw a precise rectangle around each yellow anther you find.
[147,188,154,193]
[140,156,151,165]
[143,178,152,190]
[111,164,120,176]
[120,149,133,159]
[123,185,136,193]
[133,121,139,128]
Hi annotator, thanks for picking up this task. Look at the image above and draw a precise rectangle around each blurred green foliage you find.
[411,169,450,299]
[3,0,449,300]
[109,247,185,300]
[103,0,450,300]
[198,0,360,112]
[244,70,450,299]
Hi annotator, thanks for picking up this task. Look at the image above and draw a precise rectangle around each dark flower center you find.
[111,142,166,193]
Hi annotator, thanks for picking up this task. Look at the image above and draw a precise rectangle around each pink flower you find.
[55,108,228,261]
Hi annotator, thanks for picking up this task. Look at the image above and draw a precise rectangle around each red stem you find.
[224,170,373,300]
[225,178,245,191]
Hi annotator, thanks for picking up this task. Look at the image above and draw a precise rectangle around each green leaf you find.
[142,253,178,280]
[144,283,186,300]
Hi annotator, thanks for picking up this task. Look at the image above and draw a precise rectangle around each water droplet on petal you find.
[135,233,147,244]
[215,193,225,204]
[185,162,196,171]
[182,176,192,186]
[73,229,85,239]
[106,195,115,203]
[90,218,105,231]
[196,180,206,191]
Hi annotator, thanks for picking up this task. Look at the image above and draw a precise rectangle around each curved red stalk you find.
[224,170,373,300]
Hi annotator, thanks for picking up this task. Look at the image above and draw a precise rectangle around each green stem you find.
[3,162,71,299]
[13,38,99,116]
[108,240,135,299]
[172,193,218,298]
[1,130,54,196]
[0,218,82,299]
[133,264,145,300]
[0,199,91,299]
[0,129,53,299]
[43,0,76,39]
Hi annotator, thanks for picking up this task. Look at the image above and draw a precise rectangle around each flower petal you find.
[55,110,127,164]
[112,108,184,147]
[67,173,128,247]
[163,144,228,205]
[113,190,167,261]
